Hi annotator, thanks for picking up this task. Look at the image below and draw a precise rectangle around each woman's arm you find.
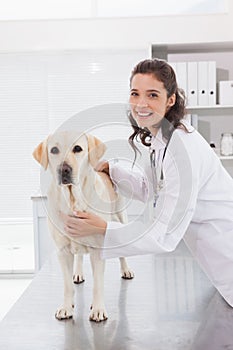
[110,163,151,202]
[102,131,199,259]
[62,131,198,258]
[62,131,199,259]
[96,160,151,202]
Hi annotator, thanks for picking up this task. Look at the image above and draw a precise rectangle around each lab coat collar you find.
[150,128,167,152]
[150,119,194,151]
[180,118,195,132]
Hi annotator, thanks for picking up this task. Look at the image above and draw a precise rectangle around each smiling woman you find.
[127,59,186,161]
[58,58,233,311]
[129,74,176,135]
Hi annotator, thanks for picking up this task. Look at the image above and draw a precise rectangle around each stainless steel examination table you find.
[1,241,233,350]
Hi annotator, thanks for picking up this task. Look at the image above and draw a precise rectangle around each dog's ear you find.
[33,139,48,169]
[87,134,106,167]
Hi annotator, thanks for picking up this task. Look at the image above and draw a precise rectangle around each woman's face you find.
[129,73,175,135]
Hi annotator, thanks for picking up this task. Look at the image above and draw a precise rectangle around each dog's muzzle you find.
[58,162,73,185]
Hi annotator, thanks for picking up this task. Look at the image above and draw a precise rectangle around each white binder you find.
[187,62,198,106]
[176,62,188,97]
[219,80,233,105]
[208,61,216,106]
[198,61,208,106]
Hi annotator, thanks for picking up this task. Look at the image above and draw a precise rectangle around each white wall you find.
[0,1,232,52]
[0,3,232,212]
[0,49,148,219]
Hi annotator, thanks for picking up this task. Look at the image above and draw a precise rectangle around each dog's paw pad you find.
[121,270,135,279]
[89,308,108,322]
[55,307,73,320]
[73,274,85,284]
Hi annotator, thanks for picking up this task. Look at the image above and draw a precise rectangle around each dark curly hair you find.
[128,58,187,160]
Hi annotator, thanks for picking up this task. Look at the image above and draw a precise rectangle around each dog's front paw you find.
[73,274,85,284]
[55,306,74,320]
[89,306,108,322]
[121,269,135,279]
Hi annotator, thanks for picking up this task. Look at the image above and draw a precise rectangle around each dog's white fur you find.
[33,131,134,322]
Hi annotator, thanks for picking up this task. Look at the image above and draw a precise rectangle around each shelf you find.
[152,42,233,56]
[214,149,233,160]
[187,105,233,110]
[186,105,233,116]
[219,156,233,160]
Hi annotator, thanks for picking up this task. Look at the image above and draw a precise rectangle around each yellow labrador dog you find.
[33,131,134,322]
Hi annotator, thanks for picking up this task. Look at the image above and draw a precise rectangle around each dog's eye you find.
[50,147,59,154]
[73,145,83,153]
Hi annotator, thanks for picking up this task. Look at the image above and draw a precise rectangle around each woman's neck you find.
[148,126,160,137]
[149,120,163,136]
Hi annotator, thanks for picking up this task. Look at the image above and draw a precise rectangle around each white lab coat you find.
[102,120,233,306]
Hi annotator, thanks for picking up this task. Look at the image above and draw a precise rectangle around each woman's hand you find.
[60,211,107,237]
[94,160,109,176]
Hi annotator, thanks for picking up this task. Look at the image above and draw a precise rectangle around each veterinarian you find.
[63,58,233,307]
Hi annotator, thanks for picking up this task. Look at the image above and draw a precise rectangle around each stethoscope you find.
[150,133,172,208]
[150,147,166,208]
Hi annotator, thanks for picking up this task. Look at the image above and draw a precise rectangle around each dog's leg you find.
[89,250,108,322]
[73,253,85,284]
[55,249,75,320]
[119,257,134,279]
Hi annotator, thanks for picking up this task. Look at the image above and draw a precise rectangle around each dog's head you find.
[33,131,106,186]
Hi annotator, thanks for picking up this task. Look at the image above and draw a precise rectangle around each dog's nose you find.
[62,163,72,175]
[59,162,73,185]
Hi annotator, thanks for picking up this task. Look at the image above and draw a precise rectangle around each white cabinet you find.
[152,42,233,173]
[186,105,233,161]
[31,195,54,272]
